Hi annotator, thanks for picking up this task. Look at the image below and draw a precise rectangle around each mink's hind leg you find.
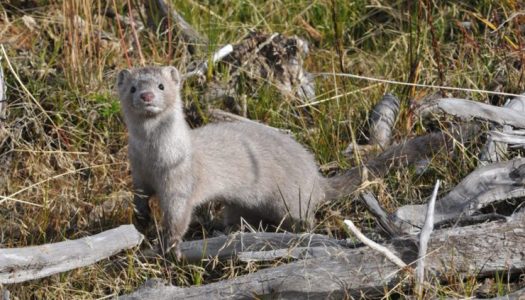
[223,204,296,232]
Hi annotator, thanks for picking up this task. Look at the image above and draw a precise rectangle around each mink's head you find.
[116,66,181,118]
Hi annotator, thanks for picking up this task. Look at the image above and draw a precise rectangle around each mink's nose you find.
[140,92,155,103]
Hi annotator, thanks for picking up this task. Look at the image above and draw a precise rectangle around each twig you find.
[359,192,403,238]
[415,180,440,296]
[183,44,233,79]
[343,219,407,268]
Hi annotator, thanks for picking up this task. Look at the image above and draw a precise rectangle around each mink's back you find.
[190,121,326,224]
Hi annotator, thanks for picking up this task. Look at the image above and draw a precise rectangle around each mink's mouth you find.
[133,103,162,115]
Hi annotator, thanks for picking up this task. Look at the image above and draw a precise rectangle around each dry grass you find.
[0,0,524,299]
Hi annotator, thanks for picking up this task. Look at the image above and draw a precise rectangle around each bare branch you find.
[183,44,233,79]
[394,158,525,232]
[343,219,407,268]
[480,94,525,164]
[144,0,207,52]
[359,192,403,238]
[415,180,440,296]
[417,97,525,129]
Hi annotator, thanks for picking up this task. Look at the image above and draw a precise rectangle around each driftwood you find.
[480,95,525,164]
[489,130,525,145]
[343,93,400,157]
[144,0,207,53]
[359,192,403,238]
[394,158,525,232]
[178,231,350,262]
[367,93,400,149]
[237,246,342,263]
[417,97,525,128]
[0,225,143,284]
[415,180,440,295]
[343,219,406,268]
[123,211,525,299]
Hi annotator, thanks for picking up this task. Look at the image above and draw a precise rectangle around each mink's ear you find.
[162,66,181,84]
[117,69,131,87]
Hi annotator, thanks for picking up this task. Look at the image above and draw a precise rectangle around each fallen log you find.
[144,0,207,53]
[417,97,525,129]
[480,95,525,164]
[237,246,342,263]
[0,225,143,284]
[178,231,350,262]
[123,211,525,299]
[367,93,400,149]
[394,158,525,232]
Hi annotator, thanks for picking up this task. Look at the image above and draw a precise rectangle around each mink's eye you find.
[130,86,136,93]
[158,84,164,90]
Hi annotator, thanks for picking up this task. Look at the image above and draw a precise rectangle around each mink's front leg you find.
[159,189,194,259]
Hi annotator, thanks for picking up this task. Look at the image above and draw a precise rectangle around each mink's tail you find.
[325,130,469,200]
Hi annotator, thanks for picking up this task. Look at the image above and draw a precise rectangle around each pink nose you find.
[140,92,154,103]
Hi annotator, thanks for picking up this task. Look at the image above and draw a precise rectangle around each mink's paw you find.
[161,234,183,261]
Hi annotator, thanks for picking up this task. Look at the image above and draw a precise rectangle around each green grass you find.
[0,0,524,298]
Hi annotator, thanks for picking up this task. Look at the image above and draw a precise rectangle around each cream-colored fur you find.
[117,66,330,255]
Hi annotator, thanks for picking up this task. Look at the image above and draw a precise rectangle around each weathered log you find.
[417,97,525,128]
[489,130,525,145]
[144,0,207,53]
[394,158,525,232]
[359,192,403,238]
[123,211,525,299]
[415,180,440,296]
[179,231,350,262]
[480,95,525,164]
[368,93,400,149]
[237,246,342,263]
[0,225,143,284]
